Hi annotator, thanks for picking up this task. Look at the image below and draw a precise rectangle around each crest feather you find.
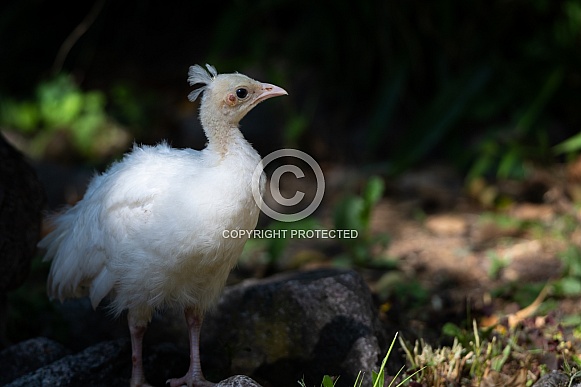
[187,64,218,102]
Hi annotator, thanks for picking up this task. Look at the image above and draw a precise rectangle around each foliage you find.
[204,0,581,177]
[240,176,391,271]
[466,68,564,182]
[402,317,581,386]
[554,132,581,156]
[408,332,515,386]
[476,208,581,317]
[553,245,581,298]
[486,251,510,280]
[2,1,580,175]
[239,217,325,275]
[6,256,67,343]
[333,176,390,267]
[0,74,129,161]
[299,333,422,387]
[478,209,581,305]
[375,272,429,310]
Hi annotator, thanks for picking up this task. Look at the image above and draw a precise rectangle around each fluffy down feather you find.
[40,141,263,318]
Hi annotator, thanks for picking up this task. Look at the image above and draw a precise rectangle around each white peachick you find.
[39,64,287,387]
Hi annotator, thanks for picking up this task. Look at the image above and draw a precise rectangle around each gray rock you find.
[201,268,388,387]
[0,134,45,295]
[532,371,581,387]
[217,375,263,387]
[6,339,129,387]
[3,337,263,387]
[0,133,45,347]
[0,337,70,385]
[5,269,384,387]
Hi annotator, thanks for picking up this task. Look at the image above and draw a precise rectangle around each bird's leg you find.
[167,307,214,387]
[128,313,152,387]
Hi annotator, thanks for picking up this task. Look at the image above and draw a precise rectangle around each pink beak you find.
[254,83,288,105]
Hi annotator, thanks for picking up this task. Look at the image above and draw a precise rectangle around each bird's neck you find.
[200,115,247,157]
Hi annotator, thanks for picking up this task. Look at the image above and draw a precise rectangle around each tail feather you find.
[39,204,113,308]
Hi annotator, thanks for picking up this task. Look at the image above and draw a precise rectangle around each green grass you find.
[400,318,579,386]
[298,333,423,387]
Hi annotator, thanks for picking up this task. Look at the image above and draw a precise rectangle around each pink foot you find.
[166,308,214,387]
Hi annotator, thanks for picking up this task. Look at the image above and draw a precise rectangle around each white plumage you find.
[39,64,287,387]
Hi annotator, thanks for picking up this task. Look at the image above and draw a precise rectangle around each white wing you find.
[40,143,200,308]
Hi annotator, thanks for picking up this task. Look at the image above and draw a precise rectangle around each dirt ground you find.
[247,160,581,363]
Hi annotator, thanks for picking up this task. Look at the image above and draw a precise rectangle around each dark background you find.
[2,0,580,179]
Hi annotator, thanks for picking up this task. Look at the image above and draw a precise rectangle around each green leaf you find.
[553,277,581,297]
[38,75,83,128]
[334,196,365,232]
[321,375,335,387]
[491,344,511,372]
[562,314,581,327]
[363,176,385,208]
[497,147,526,179]
[559,245,581,277]
[442,322,464,338]
[265,218,321,263]
[554,131,581,155]
[0,100,39,132]
[371,370,382,387]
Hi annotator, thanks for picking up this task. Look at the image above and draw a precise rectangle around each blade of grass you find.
[374,332,399,387]
[387,365,406,387]
[553,131,581,155]
[393,366,427,387]
[491,344,512,372]
[353,371,364,387]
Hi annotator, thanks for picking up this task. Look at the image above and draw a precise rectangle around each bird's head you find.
[188,64,287,127]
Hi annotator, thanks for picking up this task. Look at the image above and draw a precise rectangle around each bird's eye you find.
[236,88,248,99]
